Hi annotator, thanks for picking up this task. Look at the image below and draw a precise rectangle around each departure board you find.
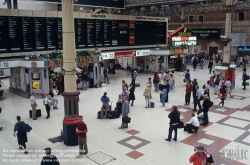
[95,20,103,47]
[34,17,47,50]
[21,17,34,50]
[154,22,166,44]
[46,18,57,49]
[57,18,62,49]
[118,20,129,46]
[75,18,86,48]
[87,19,95,47]
[0,16,8,52]
[8,17,21,51]
[111,20,118,46]
[103,20,111,46]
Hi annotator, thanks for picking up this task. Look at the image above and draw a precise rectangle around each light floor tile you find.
[198,138,215,145]
[242,135,250,143]
[223,118,249,128]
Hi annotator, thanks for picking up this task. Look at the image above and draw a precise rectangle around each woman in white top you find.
[43,91,53,119]
[52,86,59,109]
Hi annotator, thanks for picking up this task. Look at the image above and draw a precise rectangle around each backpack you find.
[202,84,206,89]
[153,77,159,84]
[209,101,214,108]
[49,90,54,98]
[20,123,32,133]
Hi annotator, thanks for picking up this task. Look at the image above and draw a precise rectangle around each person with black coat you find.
[193,58,197,71]
[13,116,28,154]
[128,83,135,106]
[165,105,181,142]
[208,59,213,74]
[192,79,198,103]
[81,71,89,90]
[201,94,210,126]
[41,147,60,165]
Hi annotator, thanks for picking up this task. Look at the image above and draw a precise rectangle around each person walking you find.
[81,71,88,90]
[218,86,227,110]
[132,69,137,84]
[185,80,193,105]
[100,92,110,119]
[204,81,211,99]
[225,78,233,98]
[129,83,135,106]
[103,67,110,84]
[13,116,28,154]
[143,84,151,108]
[43,92,53,119]
[165,105,181,142]
[192,79,198,103]
[185,69,191,82]
[76,116,88,158]
[89,70,94,88]
[119,96,130,129]
[169,74,175,91]
[239,56,245,68]
[242,68,248,90]
[30,92,37,120]
[201,94,210,126]
[122,80,128,91]
[52,86,59,109]
[161,88,167,107]
[208,59,213,74]
[193,85,202,112]
[193,57,197,71]
[214,75,220,95]
[41,147,60,165]
[153,72,160,92]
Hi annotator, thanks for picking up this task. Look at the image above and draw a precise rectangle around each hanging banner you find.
[114,51,136,58]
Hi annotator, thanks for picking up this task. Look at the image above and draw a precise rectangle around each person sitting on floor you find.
[185,112,200,133]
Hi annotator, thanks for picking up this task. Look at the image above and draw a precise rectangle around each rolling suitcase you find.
[109,109,120,119]
[150,102,154,108]
[29,109,41,118]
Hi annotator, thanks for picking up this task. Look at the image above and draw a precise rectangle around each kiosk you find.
[214,66,228,87]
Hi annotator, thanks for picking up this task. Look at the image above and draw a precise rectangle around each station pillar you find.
[61,0,80,146]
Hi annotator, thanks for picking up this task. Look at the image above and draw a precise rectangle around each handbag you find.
[207,154,214,163]
[122,116,131,123]
[177,121,184,129]
[143,92,150,96]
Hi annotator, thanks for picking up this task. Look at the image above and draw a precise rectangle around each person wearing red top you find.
[185,80,193,105]
[76,116,88,158]
[189,145,212,165]
[153,72,160,92]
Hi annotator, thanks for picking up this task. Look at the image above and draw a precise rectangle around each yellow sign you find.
[171,50,184,54]
[179,54,185,57]
[79,57,90,63]
[57,60,63,66]
[178,32,192,37]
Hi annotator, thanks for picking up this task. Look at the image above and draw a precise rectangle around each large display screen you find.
[0,16,167,53]
[38,0,125,8]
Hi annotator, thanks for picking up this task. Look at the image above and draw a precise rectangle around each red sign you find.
[129,21,135,45]
[114,51,136,58]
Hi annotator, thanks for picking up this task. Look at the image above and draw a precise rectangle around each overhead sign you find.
[192,29,220,38]
[231,33,246,46]
[101,52,114,59]
[178,27,192,37]
[114,51,136,58]
[237,46,250,51]
[38,0,125,9]
[136,50,150,56]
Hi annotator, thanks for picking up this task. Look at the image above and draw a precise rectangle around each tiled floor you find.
[0,64,250,165]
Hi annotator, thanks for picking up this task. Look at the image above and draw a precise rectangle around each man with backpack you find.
[13,116,30,154]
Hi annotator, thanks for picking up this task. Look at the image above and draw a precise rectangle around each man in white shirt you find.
[30,92,37,120]
[225,78,233,98]
[186,113,200,133]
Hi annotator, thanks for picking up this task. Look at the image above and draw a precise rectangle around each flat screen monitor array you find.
[0,16,167,53]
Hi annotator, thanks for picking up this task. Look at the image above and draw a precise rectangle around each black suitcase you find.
[135,83,140,87]
[150,102,154,108]
[109,109,120,119]
[160,94,168,102]
[97,111,111,119]
[159,84,164,91]
[122,116,131,123]
[29,109,41,118]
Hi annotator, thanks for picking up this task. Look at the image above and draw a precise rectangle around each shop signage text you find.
[237,46,250,51]
[115,51,136,58]
[135,16,166,21]
[91,14,106,18]
[102,52,114,59]
[171,50,184,54]
[192,29,220,38]
[136,50,150,56]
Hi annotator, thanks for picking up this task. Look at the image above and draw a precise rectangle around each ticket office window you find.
[15,69,22,89]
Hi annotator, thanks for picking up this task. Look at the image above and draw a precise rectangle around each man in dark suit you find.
[201,94,210,126]
[165,105,181,142]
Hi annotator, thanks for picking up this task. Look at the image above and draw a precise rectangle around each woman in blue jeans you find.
[81,71,88,90]
[161,89,167,107]
[100,92,110,119]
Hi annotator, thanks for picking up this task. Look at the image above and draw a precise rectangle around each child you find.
[147,78,152,88]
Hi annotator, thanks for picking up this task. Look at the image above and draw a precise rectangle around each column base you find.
[63,117,79,146]
[221,62,230,67]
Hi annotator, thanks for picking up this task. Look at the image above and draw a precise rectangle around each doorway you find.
[209,47,218,57]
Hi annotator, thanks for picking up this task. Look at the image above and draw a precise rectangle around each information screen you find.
[103,20,111,46]
[75,18,86,48]
[87,19,95,47]
[95,20,103,47]
[46,18,57,49]
[57,18,62,49]
[8,17,22,51]
[118,20,129,46]
[0,16,8,52]
[21,17,34,50]
[34,17,47,50]
[111,20,118,46]
[38,0,125,8]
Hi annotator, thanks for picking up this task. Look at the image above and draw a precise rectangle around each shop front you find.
[135,49,151,71]
[150,49,170,72]
[169,26,196,46]
[115,51,136,70]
